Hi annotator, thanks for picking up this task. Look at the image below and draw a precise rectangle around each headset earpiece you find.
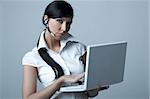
[44,19,48,25]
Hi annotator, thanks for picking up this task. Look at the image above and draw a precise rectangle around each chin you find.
[54,37,62,40]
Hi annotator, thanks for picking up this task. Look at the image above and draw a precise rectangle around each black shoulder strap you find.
[37,32,64,78]
[38,48,64,78]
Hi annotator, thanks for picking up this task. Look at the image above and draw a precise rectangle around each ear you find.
[43,15,49,25]
[43,15,48,21]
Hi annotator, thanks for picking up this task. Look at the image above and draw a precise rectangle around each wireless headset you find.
[44,19,56,37]
[44,19,49,26]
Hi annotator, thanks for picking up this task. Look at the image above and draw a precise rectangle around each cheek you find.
[48,22,60,32]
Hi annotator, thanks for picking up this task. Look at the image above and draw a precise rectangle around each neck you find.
[44,29,60,52]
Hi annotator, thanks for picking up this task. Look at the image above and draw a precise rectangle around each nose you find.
[61,22,67,32]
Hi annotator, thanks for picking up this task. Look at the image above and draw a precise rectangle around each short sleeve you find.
[22,51,37,67]
[77,42,86,56]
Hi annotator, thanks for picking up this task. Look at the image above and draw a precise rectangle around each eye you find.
[56,19,64,24]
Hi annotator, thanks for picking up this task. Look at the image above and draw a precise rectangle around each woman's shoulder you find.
[23,47,38,58]
[69,40,86,49]
[22,47,39,67]
[63,33,86,48]
[65,40,86,56]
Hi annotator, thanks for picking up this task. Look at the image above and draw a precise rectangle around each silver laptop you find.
[60,41,127,92]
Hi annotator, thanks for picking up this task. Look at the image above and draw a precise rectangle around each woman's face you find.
[48,17,72,39]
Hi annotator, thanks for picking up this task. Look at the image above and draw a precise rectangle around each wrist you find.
[57,76,65,84]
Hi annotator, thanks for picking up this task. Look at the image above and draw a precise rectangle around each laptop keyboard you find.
[61,81,84,87]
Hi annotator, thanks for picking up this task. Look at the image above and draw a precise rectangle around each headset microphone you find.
[47,26,56,38]
[50,32,56,37]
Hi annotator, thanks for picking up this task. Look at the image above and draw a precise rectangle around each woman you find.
[22,1,107,99]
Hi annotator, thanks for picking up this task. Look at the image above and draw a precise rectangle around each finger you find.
[75,72,85,80]
[100,85,109,91]
[96,86,101,91]
[79,72,85,78]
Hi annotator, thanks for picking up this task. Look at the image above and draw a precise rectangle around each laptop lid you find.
[86,41,127,90]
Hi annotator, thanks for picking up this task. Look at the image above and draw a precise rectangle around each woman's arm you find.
[22,65,84,99]
[22,65,62,99]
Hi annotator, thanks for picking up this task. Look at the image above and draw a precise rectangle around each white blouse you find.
[22,31,88,99]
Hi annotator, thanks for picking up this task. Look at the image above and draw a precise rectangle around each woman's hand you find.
[85,85,109,98]
[60,73,85,84]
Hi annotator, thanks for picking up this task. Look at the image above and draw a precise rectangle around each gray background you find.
[0,0,149,99]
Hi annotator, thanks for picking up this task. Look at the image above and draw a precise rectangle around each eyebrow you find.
[55,18,72,22]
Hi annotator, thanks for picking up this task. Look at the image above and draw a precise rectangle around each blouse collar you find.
[37,30,74,52]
